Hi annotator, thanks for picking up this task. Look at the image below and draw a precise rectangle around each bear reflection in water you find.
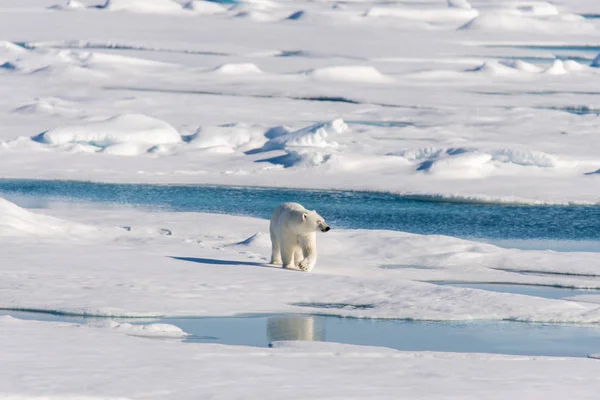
[267,315,324,342]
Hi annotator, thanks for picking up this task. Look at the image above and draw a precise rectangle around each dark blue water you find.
[1,179,600,241]
[4,311,600,358]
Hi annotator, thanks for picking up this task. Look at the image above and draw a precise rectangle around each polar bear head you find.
[301,210,330,233]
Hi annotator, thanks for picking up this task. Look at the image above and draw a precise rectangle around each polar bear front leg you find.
[280,236,298,270]
[293,246,304,267]
[298,233,317,272]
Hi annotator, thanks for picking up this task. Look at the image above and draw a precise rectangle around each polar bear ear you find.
[302,213,307,221]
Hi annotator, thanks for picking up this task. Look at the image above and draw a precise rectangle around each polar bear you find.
[270,202,330,272]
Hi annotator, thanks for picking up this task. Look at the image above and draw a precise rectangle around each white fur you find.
[269,202,330,272]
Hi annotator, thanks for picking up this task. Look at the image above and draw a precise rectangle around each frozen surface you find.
[2,315,600,400]
[3,197,600,322]
[6,310,600,357]
[2,1,600,397]
[0,0,599,203]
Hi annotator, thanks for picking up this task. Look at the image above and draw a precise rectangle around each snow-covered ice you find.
[2,0,600,397]
[2,197,600,395]
[3,315,600,400]
[2,198,600,322]
[0,0,599,203]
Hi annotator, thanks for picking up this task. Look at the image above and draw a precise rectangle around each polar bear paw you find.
[298,259,311,271]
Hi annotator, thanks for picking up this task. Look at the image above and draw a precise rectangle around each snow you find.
[32,114,182,153]
[183,0,227,15]
[212,62,263,75]
[1,200,600,323]
[89,320,189,338]
[259,118,347,151]
[50,0,86,10]
[2,199,600,395]
[304,65,391,83]
[187,123,266,152]
[2,316,599,400]
[459,9,595,34]
[96,0,185,14]
[1,0,600,394]
[364,6,478,23]
[0,197,97,237]
[0,0,599,203]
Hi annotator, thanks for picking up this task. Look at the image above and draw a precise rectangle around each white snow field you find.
[5,198,600,320]
[2,0,600,398]
[0,0,600,203]
[2,316,600,400]
[2,199,600,398]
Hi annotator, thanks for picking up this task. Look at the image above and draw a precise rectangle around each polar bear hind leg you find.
[270,228,282,265]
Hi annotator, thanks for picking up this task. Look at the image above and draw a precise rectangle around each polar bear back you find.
[271,202,305,225]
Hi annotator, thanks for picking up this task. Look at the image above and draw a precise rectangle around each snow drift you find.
[0,197,97,237]
[33,114,182,155]
[96,0,185,13]
[303,66,391,83]
[259,118,348,152]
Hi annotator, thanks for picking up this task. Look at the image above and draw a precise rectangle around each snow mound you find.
[188,123,266,153]
[491,148,559,168]
[14,97,81,117]
[303,66,391,83]
[499,59,542,73]
[235,232,270,247]
[460,12,594,34]
[50,0,86,10]
[448,0,472,10]
[0,41,27,63]
[258,149,334,169]
[253,120,347,168]
[183,0,227,14]
[466,61,522,76]
[420,152,494,178]
[231,9,274,22]
[33,114,181,153]
[97,0,184,13]
[470,59,584,76]
[364,7,477,23]
[260,119,348,152]
[0,197,97,237]
[393,147,561,177]
[544,59,568,75]
[212,63,263,75]
[562,60,587,72]
[91,321,188,337]
[515,2,559,17]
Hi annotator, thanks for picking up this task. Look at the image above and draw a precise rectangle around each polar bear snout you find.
[321,226,331,232]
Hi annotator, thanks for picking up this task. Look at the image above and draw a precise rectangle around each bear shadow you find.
[169,256,280,269]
